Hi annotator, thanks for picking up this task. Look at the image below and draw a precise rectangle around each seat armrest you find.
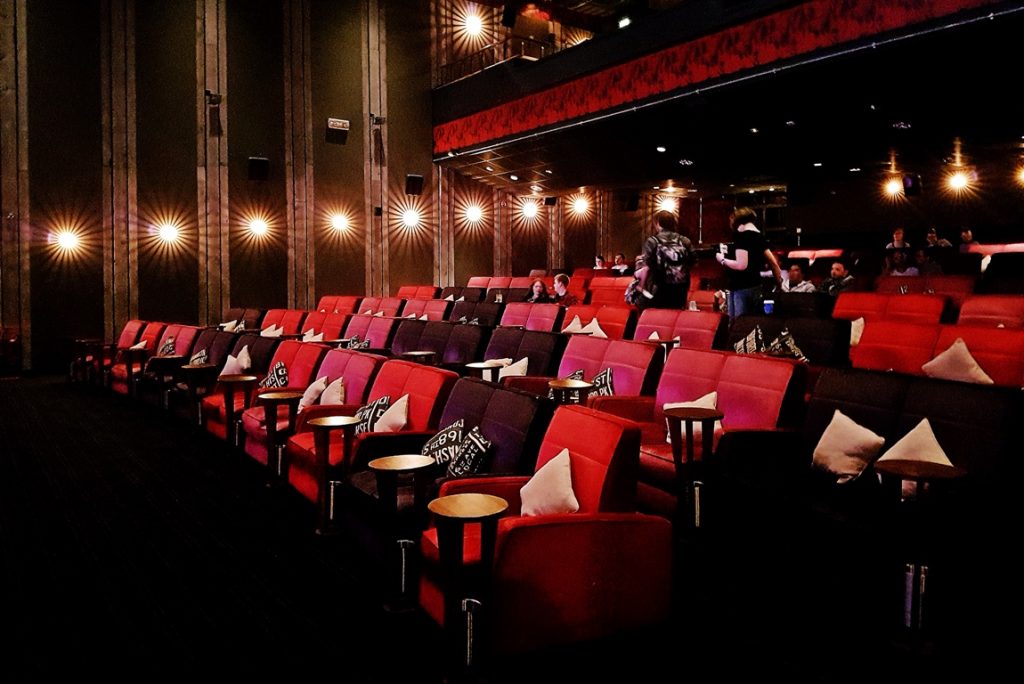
[438,476,531,515]
[588,395,656,423]
[712,428,807,490]
[499,375,553,396]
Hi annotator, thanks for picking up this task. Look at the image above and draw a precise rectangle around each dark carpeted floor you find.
[0,376,1005,681]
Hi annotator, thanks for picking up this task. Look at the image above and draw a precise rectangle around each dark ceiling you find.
[439,6,1024,200]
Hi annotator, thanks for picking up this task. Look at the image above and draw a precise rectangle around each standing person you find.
[551,273,579,306]
[640,210,693,309]
[716,207,782,318]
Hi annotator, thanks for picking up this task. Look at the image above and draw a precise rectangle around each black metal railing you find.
[435,36,567,87]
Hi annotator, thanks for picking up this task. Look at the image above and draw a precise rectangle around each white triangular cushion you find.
[561,315,583,333]
[373,311,384,317]
[444,294,455,302]
[236,345,252,370]
[520,448,579,516]
[664,391,720,444]
[921,338,994,384]
[373,393,409,433]
[647,331,660,340]
[876,418,953,467]
[497,357,529,379]
[129,340,147,350]
[299,376,328,412]
[418,314,429,321]
[580,318,607,339]
[320,376,345,405]
[811,410,886,483]
[221,320,238,332]
[221,354,242,376]
[261,325,283,338]
[849,317,865,347]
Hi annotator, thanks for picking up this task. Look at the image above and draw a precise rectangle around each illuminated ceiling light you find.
[892,121,912,130]
[544,169,553,175]
[485,166,494,172]
[618,16,631,29]
[509,174,519,181]
[748,189,756,194]
[687,189,698,193]
[54,230,80,251]
[678,159,693,166]
[330,214,350,231]
[884,177,904,197]
[849,167,862,172]
[812,162,823,167]
[464,205,483,223]
[521,201,539,219]
[248,218,269,237]
[785,120,796,127]
[572,196,589,215]
[464,13,484,37]
[655,146,666,153]
[663,186,676,193]
[401,208,421,228]
[1016,167,1024,185]
[157,222,180,243]
[947,170,970,192]
[749,127,759,134]
[768,186,776,192]
[657,197,677,212]
[530,185,541,192]
[652,185,660,190]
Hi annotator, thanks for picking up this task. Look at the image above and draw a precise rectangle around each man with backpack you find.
[639,210,693,309]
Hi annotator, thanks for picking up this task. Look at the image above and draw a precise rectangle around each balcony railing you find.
[435,36,566,88]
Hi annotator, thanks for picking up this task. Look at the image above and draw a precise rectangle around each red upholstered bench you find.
[315,295,361,315]
[632,308,726,350]
[957,295,1024,328]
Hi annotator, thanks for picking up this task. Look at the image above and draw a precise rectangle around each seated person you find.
[551,273,580,306]
[914,248,943,275]
[819,260,855,296]
[959,227,979,252]
[780,263,817,293]
[524,279,551,303]
[885,227,910,250]
[594,255,608,269]
[610,252,633,275]
[885,248,919,277]
[925,227,952,248]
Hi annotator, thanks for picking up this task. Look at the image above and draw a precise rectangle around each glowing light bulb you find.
[402,208,420,228]
[157,223,179,243]
[884,178,903,197]
[249,218,269,236]
[465,13,483,36]
[572,197,589,215]
[55,230,79,251]
[330,214,349,231]
[521,201,538,219]
[657,197,677,213]
[947,171,969,191]
[465,205,483,223]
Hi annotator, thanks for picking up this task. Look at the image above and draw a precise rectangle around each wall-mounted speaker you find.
[405,174,424,195]
[326,117,349,145]
[247,156,269,181]
[543,196,557,206]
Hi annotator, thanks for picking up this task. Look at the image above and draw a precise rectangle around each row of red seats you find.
[833,291,1024,328]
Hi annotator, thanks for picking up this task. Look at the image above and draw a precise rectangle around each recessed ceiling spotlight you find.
[892,121,912,129]
[530,185,541,192]
[813,162,823,167]
[849,167,862,172]
[544,169,553,174]
[687,188,698,193]
[870,104,877,111]
[729,184,735,188]
[509,174,518,181]
[656,146,666,153]
[748,189,755,194]
[768,186,776,192]
[785,120,796,127]
[678,159,693,166]
[485,165,493,172]
[749,127,759,134]
[664,186,676,193]
[618,16,631,29]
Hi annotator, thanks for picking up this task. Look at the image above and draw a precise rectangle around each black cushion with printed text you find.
[592,367,615,397]
[259,361,289,389]
[355,395,391,434]
[447,426,492,478]
[190,348,208,365]
[422,419,465,467]
[159,337,176,356]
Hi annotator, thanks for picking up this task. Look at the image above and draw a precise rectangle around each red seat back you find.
[533,405,640,513]
[851,321,940,375]
[958,295,1024,328]
[313,349,386,404]
[499,302,532,328]
[633,309,724,350]
[365,317,399,349]
[524,303,563,332]
[717,354,799,431]
[655,348,728,421]
[467,276,490,288]
[884,294,946,325]
[265,340,327,389]
[315,295,360,315]
[366,360,458,431]
[592,305,636,340]
[509,277,534,289]
[935,325,1024,388]
[587,276,634,307]
[155,324,201,357]
[358,297,382,315]
[116,320,146,348]
[832,292,887,322]
[260,309,287,332]
[343,314,373,341]
[377,297,404,317]
[137,322,167,351]
[562,305,599,331]
[558,336,659,396]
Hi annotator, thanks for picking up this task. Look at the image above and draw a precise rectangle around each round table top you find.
[306,415,361,429]
[219,374,258,383]
[663,406,724,422]
[466,360,505,369]
[369,454,436,472]
[182,362,216,370]
[428,493,508,520]
[874,459,966,481]
[548,378,594,391]
[258,390,304,401]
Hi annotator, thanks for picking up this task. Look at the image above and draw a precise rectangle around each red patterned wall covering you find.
[434,0,1000,154]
